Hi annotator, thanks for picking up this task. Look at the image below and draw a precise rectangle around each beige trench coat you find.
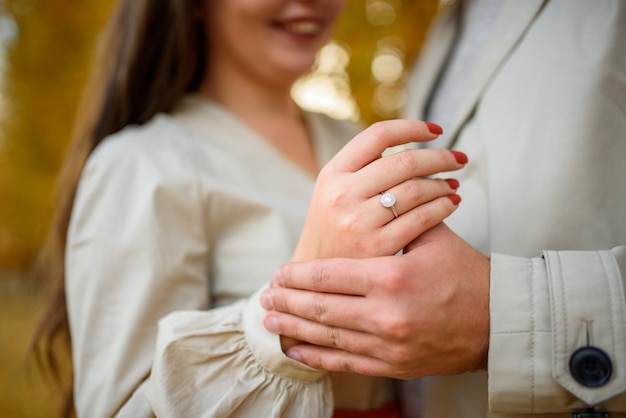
[402,0,626,416]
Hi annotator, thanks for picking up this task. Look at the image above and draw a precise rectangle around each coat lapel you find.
[403,3,460,124]
[446,0,547,148]
[404,0,548,149]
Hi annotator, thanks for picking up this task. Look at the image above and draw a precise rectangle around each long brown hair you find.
[30,0,205,416]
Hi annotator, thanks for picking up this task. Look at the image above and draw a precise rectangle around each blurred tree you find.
[0,0,438,275]
[336,0,439,123]
[0,0,114,271]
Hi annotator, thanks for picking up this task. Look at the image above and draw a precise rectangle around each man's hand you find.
[262,223,490,379]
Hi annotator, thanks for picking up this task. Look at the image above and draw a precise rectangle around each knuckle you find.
[413,206,435,227]
[387,344,414,366]
[387,316,413,342]
[310,265,330,291]
[335,212,360,235]
[394,150,417,173]
[273,291,291,313]
[438,148,454,166]
[307,353,323,370]
[379,267,407,293]
[287,319,306,342]
[312,294,329,322]
[341,359,355,373]
[381,311,413,341]
[367,121,391,141]
[326,325,342,348]
[405,179,426,200]
[327,188,349,208]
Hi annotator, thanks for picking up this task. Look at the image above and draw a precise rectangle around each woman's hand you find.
[291,119,467,262]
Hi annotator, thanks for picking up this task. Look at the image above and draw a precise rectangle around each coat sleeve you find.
[488,247,626,413]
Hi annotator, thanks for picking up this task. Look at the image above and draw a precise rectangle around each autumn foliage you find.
[0,0,437,276]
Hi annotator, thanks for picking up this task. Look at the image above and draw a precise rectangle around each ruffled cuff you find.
[147,287,332,417]
[243,286,328,382]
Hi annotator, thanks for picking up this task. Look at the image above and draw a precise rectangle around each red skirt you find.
[332,401,401,418]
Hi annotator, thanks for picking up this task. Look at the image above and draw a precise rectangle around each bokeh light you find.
[366,0,398,26]
[292,41,360,121]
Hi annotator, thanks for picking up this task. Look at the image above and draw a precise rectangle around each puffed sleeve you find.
[67,122,333,418]
[66,125,210,417]
[488,247,626,413]
[147,286,333,418]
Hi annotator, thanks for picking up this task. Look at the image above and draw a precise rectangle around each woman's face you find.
[203,0,346,87]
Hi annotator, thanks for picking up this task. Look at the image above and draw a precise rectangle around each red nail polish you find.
[448,194,461,205]
[425,122,443,135]
[451,150,468,164]
[445,179,459,189]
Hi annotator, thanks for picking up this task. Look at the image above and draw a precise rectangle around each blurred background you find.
[0,0,439,416]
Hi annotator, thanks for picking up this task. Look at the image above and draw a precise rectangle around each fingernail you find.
[273,267,283,286]
[451,150,468,164]
[425,122,443,135]
[260,291,274,310]
[265,315,279,333]
[448,194,462,205]
[445,179,459,189]
[287,349,302,362]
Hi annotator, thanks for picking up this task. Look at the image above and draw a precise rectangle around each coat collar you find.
[404,0,548,149]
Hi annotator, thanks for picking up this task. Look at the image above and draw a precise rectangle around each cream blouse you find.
[65,95,395,418]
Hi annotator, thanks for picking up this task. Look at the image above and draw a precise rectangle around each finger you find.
[355,148,466,197]
[264,288,371,332]
[264,309,394,361]
[284,344,402,378]
[369,178,459,225]
[273,256,395,295]
[360,194,460,255]
[386,193,461,242]
[331,120,442,173]
[263,287,419,352]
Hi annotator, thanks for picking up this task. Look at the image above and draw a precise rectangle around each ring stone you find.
[380,192,397,208]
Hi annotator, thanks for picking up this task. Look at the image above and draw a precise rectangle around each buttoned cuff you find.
[489,251,626,413]
[489,253,578,413]
[544,250,626,406]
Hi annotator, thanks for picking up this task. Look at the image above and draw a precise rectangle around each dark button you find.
[571,411,611,418]
[571,408,611,417]
[569,346,612,387]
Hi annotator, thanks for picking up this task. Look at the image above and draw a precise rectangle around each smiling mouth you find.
[277,20,324,36]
